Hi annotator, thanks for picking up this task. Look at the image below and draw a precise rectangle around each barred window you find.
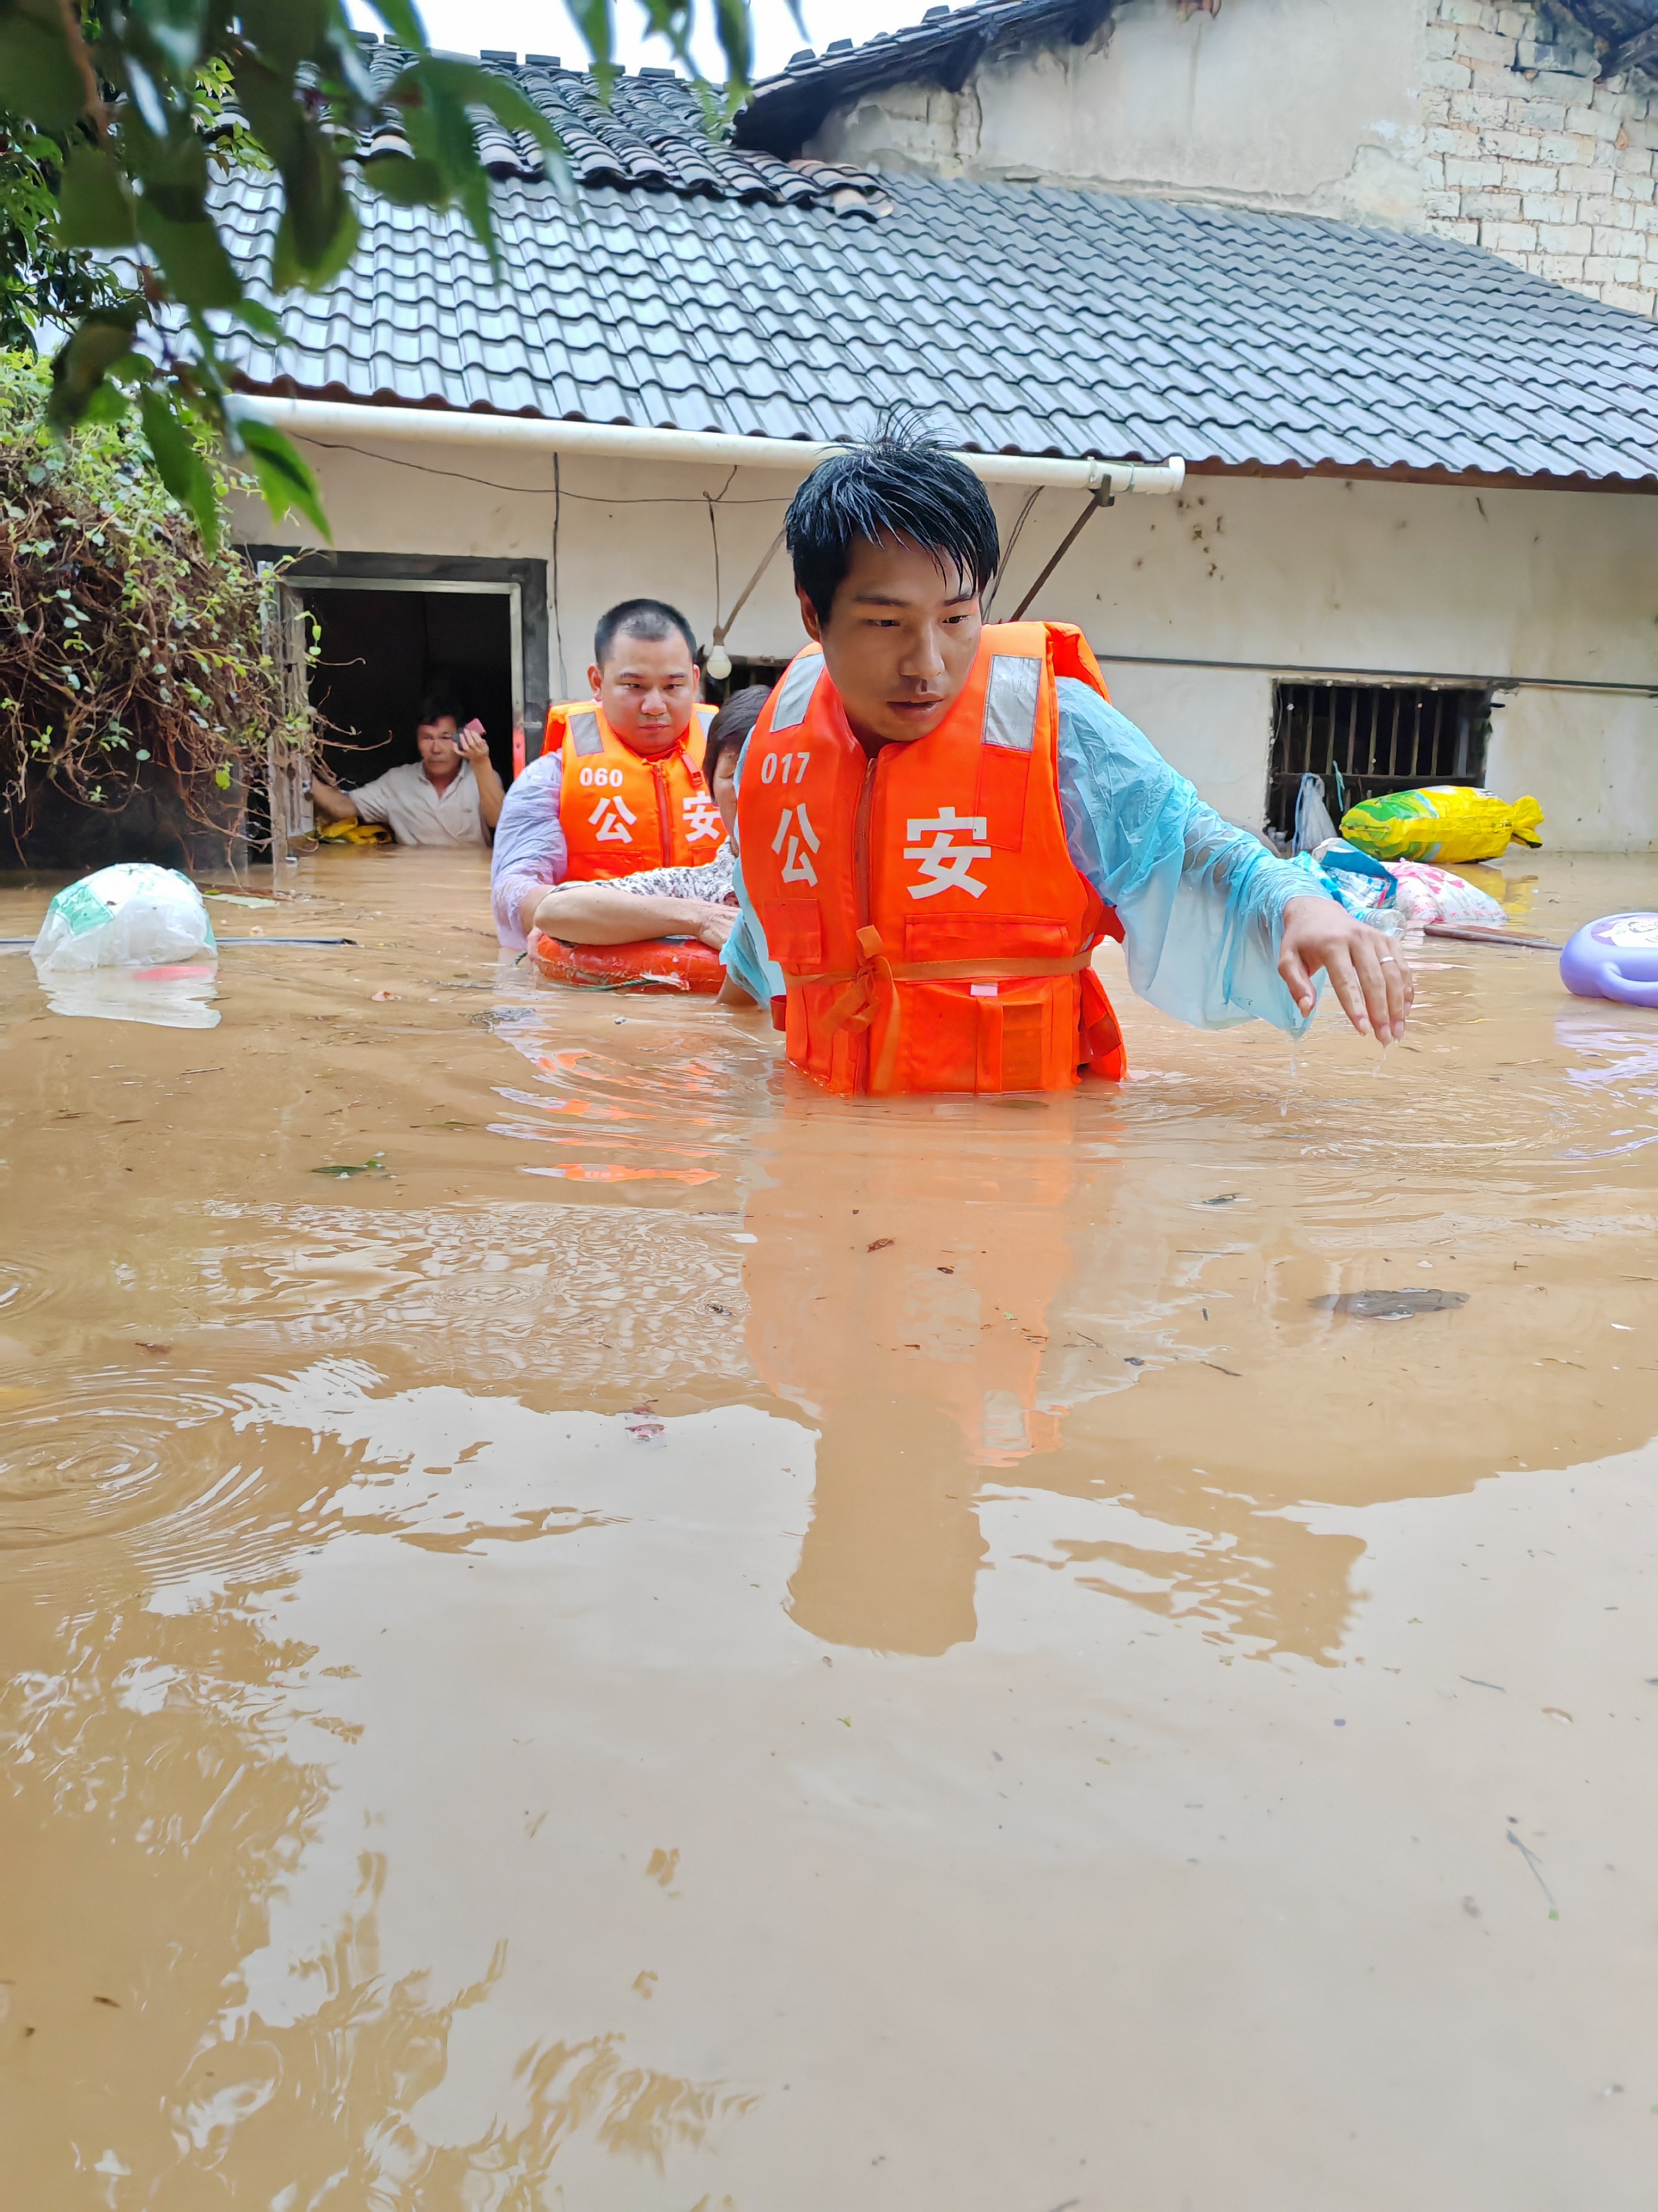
[1268,683,1490,837]
[701,654,789,707]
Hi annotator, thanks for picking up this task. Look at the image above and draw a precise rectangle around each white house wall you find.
[234,443,1658,851]
[803,0,1658,319]
[809,0,1432,229]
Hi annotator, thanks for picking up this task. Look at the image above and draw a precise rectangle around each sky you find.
[344,0,920,78]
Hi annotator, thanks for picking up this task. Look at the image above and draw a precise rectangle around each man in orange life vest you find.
[490,598,726,948]
[719,431,1412,1093]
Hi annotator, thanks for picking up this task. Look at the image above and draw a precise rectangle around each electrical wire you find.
[284,435,791,504]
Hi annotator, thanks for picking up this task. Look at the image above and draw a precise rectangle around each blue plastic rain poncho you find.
[721,678,1333,1033]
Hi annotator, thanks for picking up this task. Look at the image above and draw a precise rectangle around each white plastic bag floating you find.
[31,864,219,1028]
[31,862,215,973]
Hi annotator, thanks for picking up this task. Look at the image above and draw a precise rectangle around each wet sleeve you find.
[1054,678,1335,1034]
[348,771,393,825]
[720,738,786,1005]
[489,750,568,899]
[488,751,569,948]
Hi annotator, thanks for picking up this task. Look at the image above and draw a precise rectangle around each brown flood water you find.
[2,844,1656,2208]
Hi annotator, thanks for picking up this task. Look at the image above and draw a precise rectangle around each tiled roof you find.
[1556,2,1658,74]
[733,0,1114,158]
[219,156,1658,487]
[332,40,884,214]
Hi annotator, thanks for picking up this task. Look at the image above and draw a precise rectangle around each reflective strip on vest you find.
[555,704,724,882]
[569,709,605,758]
[983,654,1040,753]
[769,651,825,733]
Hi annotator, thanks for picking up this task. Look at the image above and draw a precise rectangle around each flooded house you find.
[13,8,1658,2201]
[230,0,1658,852]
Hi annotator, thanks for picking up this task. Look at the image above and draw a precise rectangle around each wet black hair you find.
[594,597,698,668]
[786,419,1001,624]
[415,682,462,728]
[703,684,770,784]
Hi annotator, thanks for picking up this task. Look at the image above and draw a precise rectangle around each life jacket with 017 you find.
[738,620,1127,1096]
[547,700,723,883]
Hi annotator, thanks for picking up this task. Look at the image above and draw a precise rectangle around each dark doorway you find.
[301,586,517,790]
[242,546,549,781]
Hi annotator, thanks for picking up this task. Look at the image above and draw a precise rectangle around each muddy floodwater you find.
[3,845,1657,2208]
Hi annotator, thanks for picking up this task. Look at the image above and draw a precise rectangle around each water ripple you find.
[0,1371,249,1552]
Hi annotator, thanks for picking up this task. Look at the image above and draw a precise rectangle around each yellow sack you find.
[316,817,393,846]
[1339,786,1543,864]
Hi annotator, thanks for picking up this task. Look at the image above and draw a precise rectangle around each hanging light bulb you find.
[705,643,733,682]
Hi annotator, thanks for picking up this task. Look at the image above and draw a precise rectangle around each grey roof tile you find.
[214,149,1658,485]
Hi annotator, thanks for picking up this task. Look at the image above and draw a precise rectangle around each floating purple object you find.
[1559,913,1658,1007]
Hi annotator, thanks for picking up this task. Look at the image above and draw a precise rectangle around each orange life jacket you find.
[547,701,724,882]
[738,621,1126,1096]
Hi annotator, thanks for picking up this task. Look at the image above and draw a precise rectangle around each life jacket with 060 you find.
[547,701,724,883]
[738,621,1126,1097]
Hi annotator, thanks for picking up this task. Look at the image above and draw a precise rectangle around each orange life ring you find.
[528,930,724,994]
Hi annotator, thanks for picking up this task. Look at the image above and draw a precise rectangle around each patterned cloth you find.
[608,843,737,905]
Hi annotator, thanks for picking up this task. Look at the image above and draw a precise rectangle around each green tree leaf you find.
[138,385,221,552]
[368,1,431,50]
[135,195,244,308]
[234,415,332,540]
[80,378,131,424]
[270,129,358,290]
[55,142,138,248]
[48,299,144,424]
[358,151,446,205]
[0,3,92,131]
[133,0,213,78]
[230,296,282,340]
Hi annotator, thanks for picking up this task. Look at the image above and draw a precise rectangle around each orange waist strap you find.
[788,927,1097,1092]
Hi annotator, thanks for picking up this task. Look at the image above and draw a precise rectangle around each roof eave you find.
[1183,454,1658,495]
[230,376,1656,495]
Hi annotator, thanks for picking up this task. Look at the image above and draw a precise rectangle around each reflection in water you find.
[0,1586,333,2195]
[745,1098,1084,1655]
[788,1394,988,1655]
[171,1854,755,2199]
[3,847,1658,2206]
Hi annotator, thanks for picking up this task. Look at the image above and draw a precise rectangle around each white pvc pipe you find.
[234,394,1185,496]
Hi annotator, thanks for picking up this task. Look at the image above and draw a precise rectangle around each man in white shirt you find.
[310,691,508,846]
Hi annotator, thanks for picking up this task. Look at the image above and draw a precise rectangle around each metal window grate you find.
[701,654,788,707]
[1268,682,1490,837]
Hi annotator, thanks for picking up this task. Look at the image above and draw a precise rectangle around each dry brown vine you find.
[0,352,309,857]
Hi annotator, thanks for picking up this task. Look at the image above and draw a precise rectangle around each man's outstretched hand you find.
[1279,894,1413,1043]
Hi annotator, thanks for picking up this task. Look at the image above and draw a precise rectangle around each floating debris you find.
[624,1406,666,1447]
[1310,1289,1469,1318]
